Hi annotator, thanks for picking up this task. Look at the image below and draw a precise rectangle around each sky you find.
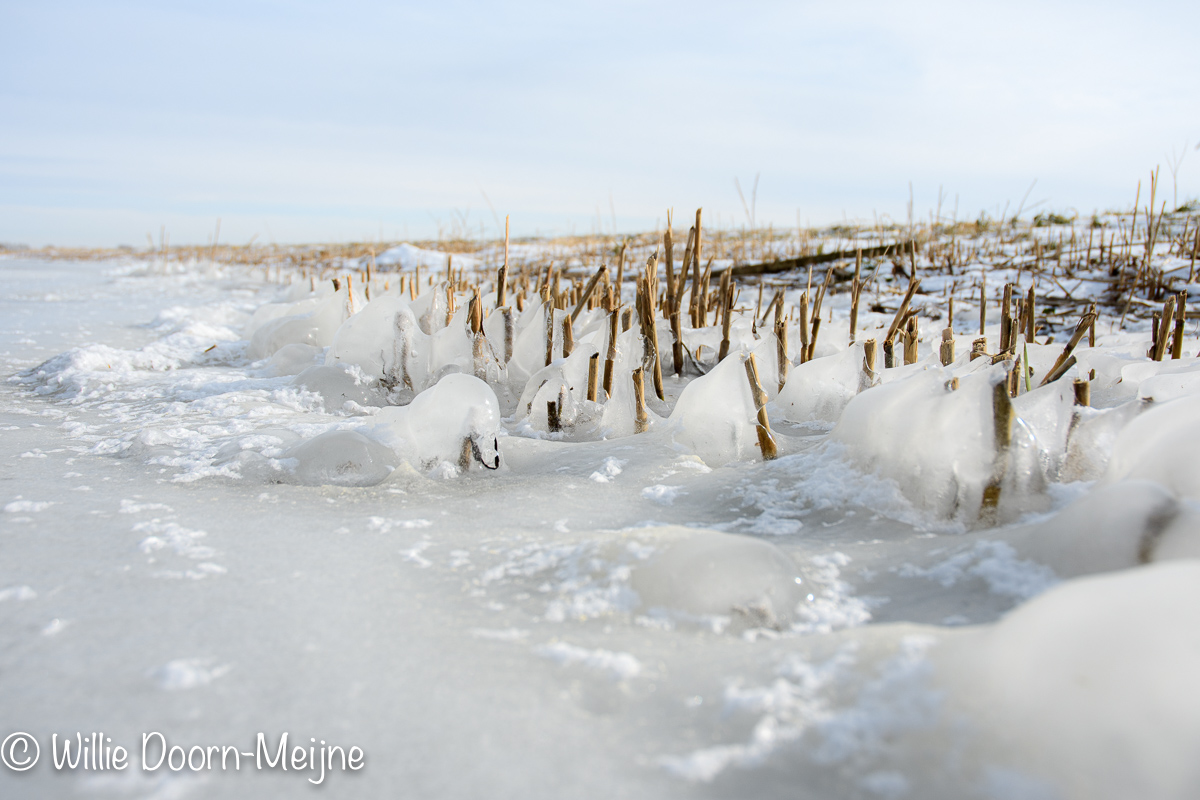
[1,0,1198,247]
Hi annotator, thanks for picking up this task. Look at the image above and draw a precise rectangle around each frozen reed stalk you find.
[1173,291,1187,359]
[849,248,863,344]
[1040,308,1098,386]
[971,337,988,361]
[544,303,556,367]
[1000,283,1013,353]
[587,352,599,401]
[632,368,650,433]
[615,241,627,300]
[604,308,618,397]
[981,378,1014,515]
[496,216,510,309]
[621,307,633,332]
[676,225,695,317]
[940,327,955,366]
[862,339,877,383]
[743,353,778,461]
[798,292,810,364]
[1151,296,1176,362]
[979,282,986,335]
[1073,378,1091,407]
[719,280,734,362]
[489,304,509,364]
[904,315,919,365]
[459,437,473,471]
[561,313,574,358]
[547,400,562,433]
[1025,285,1035,342]
[774,299,788,391]
[664,212,676,316]
[884,276,921,368]
[346,274,356,315]
[571,263,608,322]
[636,256,665,400]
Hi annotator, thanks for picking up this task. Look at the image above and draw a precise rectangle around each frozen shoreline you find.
[3,251,1200,800]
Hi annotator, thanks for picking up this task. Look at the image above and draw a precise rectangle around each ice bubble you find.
[630,528,811,630]
[280,429,399,486]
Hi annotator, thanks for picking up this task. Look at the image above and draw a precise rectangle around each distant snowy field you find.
[3,251,1199,800]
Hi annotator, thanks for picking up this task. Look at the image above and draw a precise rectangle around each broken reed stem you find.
[1151,295,1176,361]
[774,300,789,391]
[940,327,955,366]
[743,353,778,460]
[979,282,986,335]
[603,308,618,397]
[547,400,562,433]
[884,276,921,365]
[798,292,810,364]
[544,304,556,367]
[571,263,608,322]
[496,216,509,309]
[719,279,734,362]
[663,216,676,318]
[849,248,862,345]
[981,378,1014,515]
[502,307,514,364]
[636,270,666,401]
[587,353,599,401]
[615,242,626,303]
[1073,378,1090,407]
[1040,309,1097,386]
[1172,291,1187,359]
[561,313,574,358]
[903,315,919,365]
[632,368,650,433]
[862,339,877,383]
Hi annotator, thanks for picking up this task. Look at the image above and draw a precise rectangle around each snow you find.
[3,248,1200,799]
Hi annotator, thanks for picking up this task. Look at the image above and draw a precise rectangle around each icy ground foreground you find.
[2,256,1200,800]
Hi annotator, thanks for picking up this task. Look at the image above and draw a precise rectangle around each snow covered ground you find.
[3,248,1199,800]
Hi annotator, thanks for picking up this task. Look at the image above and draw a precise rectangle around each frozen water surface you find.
[2,255,1199,799]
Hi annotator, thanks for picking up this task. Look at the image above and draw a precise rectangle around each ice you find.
[667,350,759,464]
[630,528,812,630]
[291,363,385,412]
[940,561,1200,800]
[279,429,399,486]
[1104,394,1200,499]
[5,250,1200,800]
[368,373,501,472]
[831,366,1042,520]
[778,343,871,425]
[245,286,351,359]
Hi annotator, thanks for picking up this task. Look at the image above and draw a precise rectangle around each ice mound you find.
[367,373,502,472]
[630,528,812,630]
[246,288,351,360]
[1104,394,1200,499]
[280,429,398,486]
[292,363,385,412]
[667,336,784,465]
[831,366,1045,521]
[264,342,323,376]
[1008,480,1200,575]
[941,561,1200,800]
[778,342,870,424]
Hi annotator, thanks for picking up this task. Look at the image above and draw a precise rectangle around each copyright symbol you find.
[2,732,39,771]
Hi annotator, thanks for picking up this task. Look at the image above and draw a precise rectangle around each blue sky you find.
[2,0,1198,247]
